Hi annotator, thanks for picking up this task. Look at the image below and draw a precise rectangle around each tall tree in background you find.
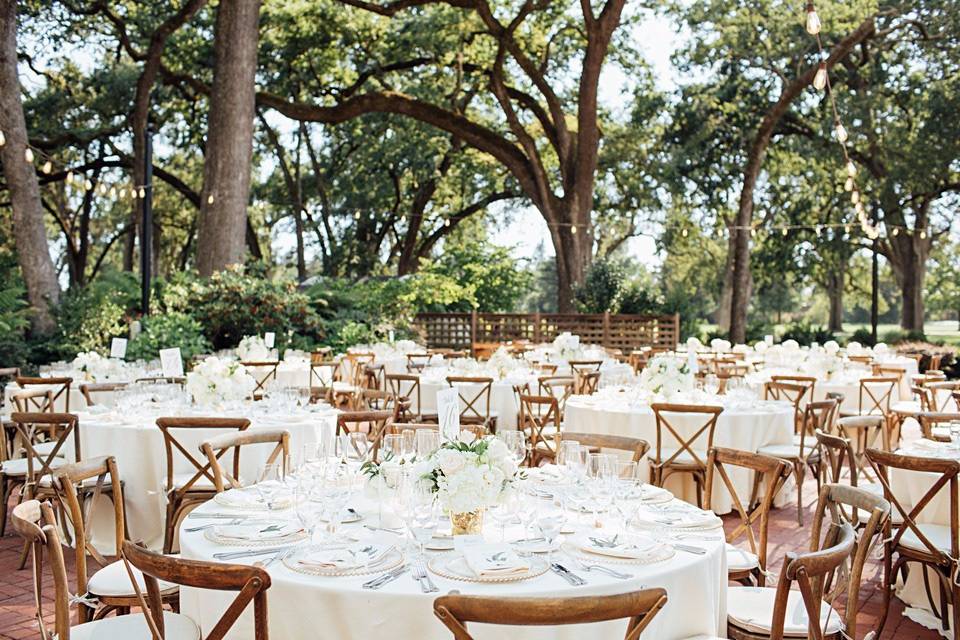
[0,0,59,334]
[196,0,261,276]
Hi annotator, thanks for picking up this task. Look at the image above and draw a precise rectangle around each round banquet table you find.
[887,441,959,632]
[564,392,794,514]
[179,494,727,640]
[417,375,529,430]
[67,403,338,550]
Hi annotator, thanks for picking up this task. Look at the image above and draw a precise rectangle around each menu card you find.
[436,387,460,441]
[264,332,276,348]
[159,348,184,377]
[110,337,128,359]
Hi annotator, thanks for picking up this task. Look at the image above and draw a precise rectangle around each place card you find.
[110,337,128,359]
[437,387,460,441]
[264,332,275,348]
[160,347,184,377]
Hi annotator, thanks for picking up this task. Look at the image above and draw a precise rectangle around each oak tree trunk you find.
[196,0,261,276]
[887,233,929,332]
[827,270,844,333]
[0,0,60,334]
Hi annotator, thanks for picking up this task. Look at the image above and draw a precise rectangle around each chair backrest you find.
[405,353,431,373]
[650,403,724,470]
[156,417,251,498]
[704,447,790,584]
[536,376,573,412]
[11,388,54,413]
[871,364,906,382]
[534,362,559,375]
[309,358,340,399]
[519,394,561,460]
[815,429,868,487]
[433,588,668,640]
[810,483,890,638]
[847,355,873,365]
[769,374,816,403]
[201,429,291,492]
[568,360,603,375]
[9,412,81,492]
[574,370,601,395]
[16,376,73,412]
[926,381,960,412]
[766,522,857,640]
[359,388,397,413]
[446,376,493,423]
[123,539,271,640]
[12,500,72,640]
[836,415,884,461]
[764,381,811,431]
[559,431,649,463]
[78,382,128,406]
[363,364,386,391]
[856,376,898,415]
[336,410,394,461]
[798,399,839,451]
[344,352,375,387]
[916,411,960,442]
[53,456,125,594]
[865,448,960,566]
[386,373,421,418]
[240,361,279,398]
[135,375,186,386]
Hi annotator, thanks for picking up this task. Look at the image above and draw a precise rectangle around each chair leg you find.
[795,461,805,526]
[0,476,9,537]
[874,542,893,638]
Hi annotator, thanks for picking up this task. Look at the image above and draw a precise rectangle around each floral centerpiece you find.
[185,356,256,406]
[710,338,732,352]
[638,354,694,399]
[72,351,124,381]
[237,335,272,361]
[487,346,521,379]
[413,434,518,535]
[552,331,583,361]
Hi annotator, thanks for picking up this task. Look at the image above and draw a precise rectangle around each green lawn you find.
[701,321,960,346]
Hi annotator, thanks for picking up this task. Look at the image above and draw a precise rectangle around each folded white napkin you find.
[214,522,303,541]
[633,507,721,529]
[462,544,530,577]
[576,532,659,559]
[297,540,394,570]
[910,438,946,451]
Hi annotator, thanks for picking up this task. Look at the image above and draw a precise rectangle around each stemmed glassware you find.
[536,511,565,562]
[416,430,441,459]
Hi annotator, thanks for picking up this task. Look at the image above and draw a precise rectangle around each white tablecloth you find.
[179,496,727,640]
[564,395,794,513]
[70,404,337,549]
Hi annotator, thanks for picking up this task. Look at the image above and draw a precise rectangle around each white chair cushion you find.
[728,586,844,637]
[899,523,953,555]
[172,472,215,490]
[87,559,179,597]
[33,441,67,457]
[758,443,817,460]
[890,400,920,415]
[652,448,705,465]
[1,456,66,476]
[72,611,199,640]
[726,544,759,572]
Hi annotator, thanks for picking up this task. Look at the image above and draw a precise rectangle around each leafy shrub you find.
[779,321,836,346]
[54,271,140,357]
[574,259,625,313]
[127,312,211,361]
[848,328,876,347]
[879,329,927,344]
[0,282,31,367]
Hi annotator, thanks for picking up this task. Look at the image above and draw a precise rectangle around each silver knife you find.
[188,513,245,519]
[550,563,586,586]
[214,546,288,560]
[671,543,706,555]
[362,566,409,589]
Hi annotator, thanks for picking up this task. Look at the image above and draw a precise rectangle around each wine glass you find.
[382,434,404,461]
[401,429,417,461]
[416,430,441,458]
[295,475,322,543]
[536,512,565,562]
[702,374,720,395]
[490,492,517,542]
[408,484,439,557]
[558,441,581,476]
[254,463,283,510]
[341,432,369,467]
[499,431,527,466]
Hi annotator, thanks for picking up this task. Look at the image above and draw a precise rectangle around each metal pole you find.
[141,122,154,315]
[871,208,879,343]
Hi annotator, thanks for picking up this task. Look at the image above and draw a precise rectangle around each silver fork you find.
[185,519,242,532]
[567,555,633,580]
[415,557,438,592]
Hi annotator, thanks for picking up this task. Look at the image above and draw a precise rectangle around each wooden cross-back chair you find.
[446,376,497,431]
[872,363,906,381]
[864,448,960,636]
[835,416,883,485]
[79,382,128,406]
[201,429,291,493]
[847,376,898,421]
[627,350,648,374]
[814,429,881,499]
[518,394,561,466]
[386,373,432,422]
[926,381,960,412]
[915,411,959,443]
[764,380,812,433]
[156,417,251,553]
[363,364,386,391]
[810,483,892,639]
[536,375,574,415]
[758,399,837,525]
[928,353,944,371]
[433,588,668,640]
[847,354,873,366]
[726,522,857,640]
[11,500,200,640]
[11,388,55,413]
[240,361,279,399]
[335,410,394,462]
[574,370,601,395]
[704,447,790,586]
[309,355,339,404]
[405,352,431,373]
[53,455,180,622]
[649,403,724,508]
[123,540,271,640]
[136,375,186,386]
[4,412,80,507]
[534,362,559,375]
[16,376,73,412]
[568,360,603,376]
[558,431,649,463]
[344,352,376,387]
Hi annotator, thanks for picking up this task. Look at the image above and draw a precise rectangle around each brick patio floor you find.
[0,477,946,639]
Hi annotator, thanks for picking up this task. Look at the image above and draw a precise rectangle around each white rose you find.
[436,449,466,477]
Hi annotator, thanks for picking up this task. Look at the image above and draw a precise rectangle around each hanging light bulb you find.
[855,202,865,215]
[97,183,107,195]
[920,230,927,240]
[892,227,900,237]
[681,228,689,238]
[138,187,146,199]
[844,178,854,191]
[571,226,578,235]
[815,225,823,237]
[66,170,74,183]
[750,228,756,238]
[444,219,451,227]
[844,224,851,234]
[24,148,34,163]
[813,63,828,91]
[851,191,860,205]
[781,228,789,237]
[41,160,52,174]
[207,194,215,205]
[835,123,848,143]
[0,130,5,146]
[805,3,821,35]
[130,188,137,201]
[353,211,360,220]
[846,161,857,177]
[83,178,92,190]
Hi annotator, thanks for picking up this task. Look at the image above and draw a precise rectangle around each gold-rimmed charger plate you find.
[427,552,549,583]
[283,546,404,577]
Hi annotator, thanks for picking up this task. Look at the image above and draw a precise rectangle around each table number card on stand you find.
[264,332,276,349]
[437,387,460,442]
[110,337,128,360]
[159,348,184,378]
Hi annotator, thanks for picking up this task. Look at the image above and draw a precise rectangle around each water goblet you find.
[382,434,404,461]
[536,512,565,562]
[416,430,441,458]
[557,441,581,475]
[401,429,417,461]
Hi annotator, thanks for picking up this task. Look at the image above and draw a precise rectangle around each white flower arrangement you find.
[185,356,256,406]
[638,354,694,398]
[415,434,518,514]
[486,346,520,379]
[552,332,583,360]
[710,338,732,352]
[823,340,841,356]
[686,336,704,351]
[72,351,124,381]
[754,341,769,353]
[237,335,272,362]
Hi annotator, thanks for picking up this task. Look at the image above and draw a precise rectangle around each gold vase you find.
[449,509,484,535]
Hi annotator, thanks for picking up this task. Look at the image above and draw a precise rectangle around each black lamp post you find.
[140,122,154,315]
